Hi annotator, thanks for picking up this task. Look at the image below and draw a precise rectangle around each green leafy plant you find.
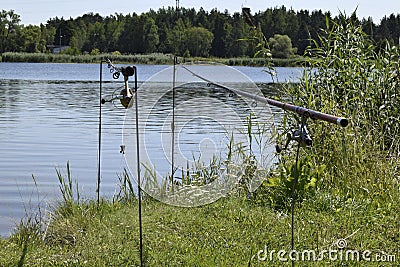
[266,156,326,209]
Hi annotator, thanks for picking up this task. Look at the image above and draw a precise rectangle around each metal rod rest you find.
[97,60,105,204]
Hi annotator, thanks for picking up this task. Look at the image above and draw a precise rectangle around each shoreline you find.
[0,52,307,67]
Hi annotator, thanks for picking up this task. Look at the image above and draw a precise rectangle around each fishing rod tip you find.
[337,117,349,127]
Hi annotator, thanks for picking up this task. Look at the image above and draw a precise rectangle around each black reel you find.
[276,117,312,153]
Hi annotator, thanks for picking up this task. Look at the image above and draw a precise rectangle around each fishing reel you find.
[102,59,136,109]
[276,116,312,153]
[101,86,134,109]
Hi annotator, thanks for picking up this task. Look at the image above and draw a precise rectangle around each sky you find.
[2,0,400,25]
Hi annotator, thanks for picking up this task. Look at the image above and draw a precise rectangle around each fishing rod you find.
[180,64,349,128]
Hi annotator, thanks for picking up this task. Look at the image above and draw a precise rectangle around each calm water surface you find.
[0,62,302,236]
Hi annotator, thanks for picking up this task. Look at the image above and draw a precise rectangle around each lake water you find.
[0,62,302,236]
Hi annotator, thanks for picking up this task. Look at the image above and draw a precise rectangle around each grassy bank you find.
[0,52,305,67]
[0,184,398,266]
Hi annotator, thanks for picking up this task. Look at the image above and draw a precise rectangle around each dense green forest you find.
[1,6,400,58]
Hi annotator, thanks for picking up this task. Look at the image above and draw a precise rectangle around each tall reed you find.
[268,12,399,207]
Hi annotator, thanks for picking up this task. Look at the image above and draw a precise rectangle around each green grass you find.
[0,188,398,266]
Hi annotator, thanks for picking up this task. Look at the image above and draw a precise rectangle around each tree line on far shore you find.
[1,6,400,58]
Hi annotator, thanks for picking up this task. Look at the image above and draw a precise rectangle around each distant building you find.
[47,45,70,54]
